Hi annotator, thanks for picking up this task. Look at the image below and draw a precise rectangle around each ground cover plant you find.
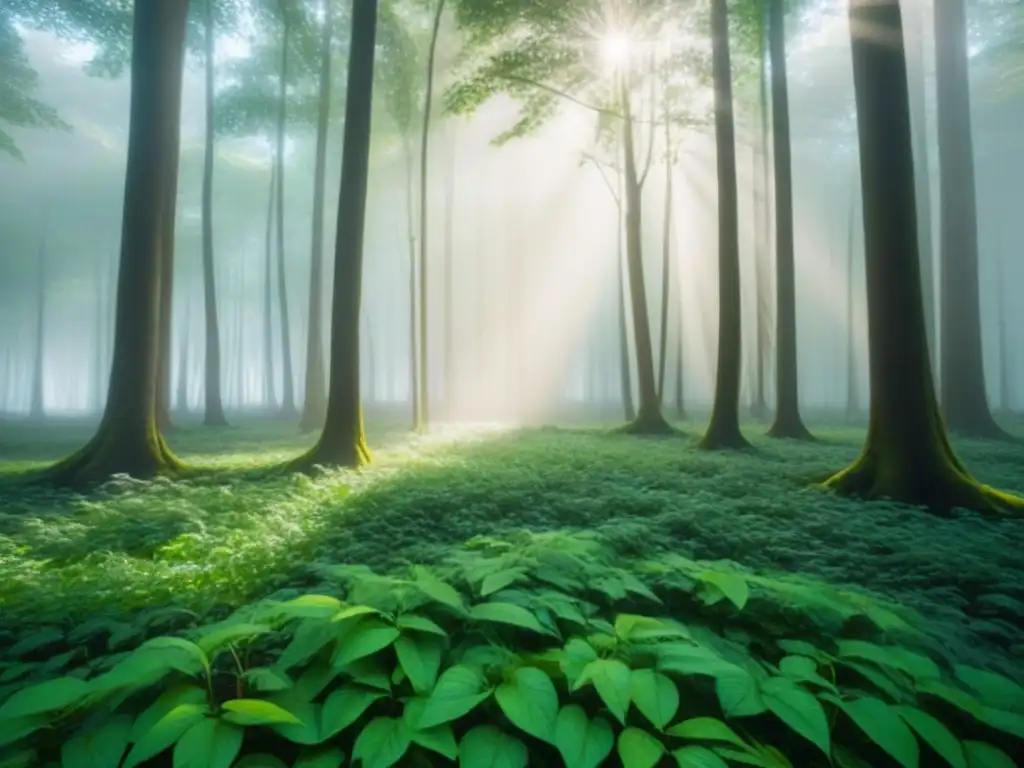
[0,420,1022,766]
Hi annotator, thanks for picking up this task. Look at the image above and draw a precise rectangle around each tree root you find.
[616,409,679,436]
[40,428,182,488]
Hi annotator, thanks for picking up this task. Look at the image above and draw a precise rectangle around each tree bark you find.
[615,168,635,422]
[275,6,296,418]
[752,3,771,421]
[825,0,1022,515]
[291,0,378,470]
[263,163,277,409]
[934,0,1009,439]
[44,0,188,485]
[299,0,333,433]
[201,0,228,427]
[155,181,174,430]
[700,0,750,450]
[766,0,813,440]
[656,112,672,407]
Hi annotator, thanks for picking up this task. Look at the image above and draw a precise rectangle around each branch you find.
[582,152,621,208]
[638,54,658,188]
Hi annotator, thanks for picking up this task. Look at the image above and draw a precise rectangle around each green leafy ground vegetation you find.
[0,419,1022,767]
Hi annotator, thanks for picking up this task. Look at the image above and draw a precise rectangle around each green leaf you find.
[978,706,1024,739]
[332,620,401,668]
[469,602,551,635]
[278,621,336,671]
[417,665,492,730]
[337,656,392,692]
[758,677,830,756]
[276,595,343,619]
[402,698,459,759]
[294,746,345,768]
[674,745,731,768]
[916,680,983,719]
[221,699,302,726]
[699,573,749,610]
[554,705,615,768]
[614,615,689,643]
[560,638,599,686]
[244,667,294,692]
[139,637,211,680]
[412,569,466,612]
[331,605,381,624]
[894,705,967,768]
[630,669,679,730]
[953,666,1024,713]
[837,640,938,682]
[395,614,448,637]
[574,659,632,725]
[458,725,529,768]
[129,685,207,744]
[962,741,1016,768]
[617,727,665,768]
[394,634,444,694]
[352,716,411,768]
[657,644,737,679]
[123,703,209,768]
[270,701,320,745]
[666,718,747,749]
[232,754,289,768]
[0,676,91,721]
[836,696,919,768]
[776,640,827,660]
[715,666,765,717]
[495,666,559,745]
[172,718,243,768]
[61,715,132,768]
[1,716,48,749]
[197,623,272,657]
[321,686,386,739]
[481,568,528,597]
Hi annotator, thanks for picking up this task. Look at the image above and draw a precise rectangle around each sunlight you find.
[599,31,633,70]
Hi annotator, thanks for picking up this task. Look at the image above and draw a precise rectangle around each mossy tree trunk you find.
[291,0,378,471]
[275,5,296,419]
[766,0,813,441]
[300,0,333,434]
[45,0,188,486]
[934,0,1008,440]
[701,0,750,450]
[825,0,1022,516]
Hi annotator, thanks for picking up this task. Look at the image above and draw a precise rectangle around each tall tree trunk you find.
[616,169,635,421]
[93,263,106,412]
[275,8,296,418]
[404,138,420,428]
[155,192,174,430]
[30,233,46,420]
[417,0,446,429]
[656,112,672,406]
[291,0,377,470]
[996,254,1010,413]
[701,0,749,450]
[825,0,1021,514]
[45,0,188,485]
[300,0,333,433]
[753,3,771,421]
[443,126,456,418]
[935,0,1007,439]
[766,0,812,440]
[176,301,190,412]
[263,163,277,408]
[201,0,227,426]
[845,186,859,420]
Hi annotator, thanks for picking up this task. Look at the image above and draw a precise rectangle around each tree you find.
[699,0,750,450]
[44,0,190,485]
[291,0,377,470]
[934,0,1010,440]
[845,183,859,420]
[824,0,1022,515]
[751,0,772,422]
[765,0,813,441]
[30,229,47,420]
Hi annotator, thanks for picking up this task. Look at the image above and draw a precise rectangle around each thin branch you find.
[582,152,621,207]
[638,54,658,188]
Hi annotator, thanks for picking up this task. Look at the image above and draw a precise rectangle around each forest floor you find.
[1,414,1023,674]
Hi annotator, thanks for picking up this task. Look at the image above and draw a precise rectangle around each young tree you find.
[291,0,377,470]
[824,0,1022,515]
[44,0,190,485]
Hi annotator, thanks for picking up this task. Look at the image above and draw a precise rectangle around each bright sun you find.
[599,32,632,68]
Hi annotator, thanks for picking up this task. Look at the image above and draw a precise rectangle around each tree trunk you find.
[825,0,1022,515]
[417,0,446,430]
[45,0,188,485]
[30,233,46,420]
[614,167,634,422]
[155,187,174,430]
[996,254,1010,413]
[656,112,672,406]
[275,8,296,418]
[404,137,420,428]
[92,263,106,412]
[935,0,1008,439]
[291,0,377,470]
[766,0,812,440]
[299,0,333,433]
[443,126,456,418]
[845,186,859,420]
[700,0,749,450]
[264,163,277,409]
[176,300,190,412]
[201,0,227,427]
[753,4,771,421]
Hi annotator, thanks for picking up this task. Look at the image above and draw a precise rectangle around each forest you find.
[0,0,1023,765]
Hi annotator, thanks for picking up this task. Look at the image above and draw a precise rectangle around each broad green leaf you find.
[1,716,48,749]
[394,634,443,694]
[837,641,938,682]
[978,706,1024,739]
[778,656,817,679]
[715,666,765,717]
[666,718,747,749]
[458,725,529,768]
[837,696,919,768]
[123,703,209,768]
[657,644,736,679]
[417,665,492,730]
[554,705,615,768]
[560,638,599,686]
[954,666,1024,713]
[222,699,302,726]
[294,746,345,768]
[352,716,411,768]
[244,667,294,693]
[412,569,465,612]
[172,718,243,768]
[481,568,528,597]
[321,686,386,739]
[332,620,400,668]
[776,640,827,660]
[0,748,37,768]
[331,605,380,623]
[495,666,559,744]
[292,661,341,701]
[337,656,392,692]
[469,602,551,635]
[61,715,132,768]
[395,614,448,637]
[574,659,632,724]
[840,660,910,701]
[277,595,342,619]
[630,669,679,730]
[615,615,689,643]
[402,698,458,759]
[759,677,830,756]
[232,754,289,768]
[962,741,1016,768]
[674,745,731,768]
[894,705,966,768]
[699,573,749,611]
[197,623,271,657]
[278,621,336,671]
[130,685,207,743]
[916,680,983,718]
[139,637,211,680]
[0,676,91,721]
[270,701,320,745]
[617,727,665,768]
